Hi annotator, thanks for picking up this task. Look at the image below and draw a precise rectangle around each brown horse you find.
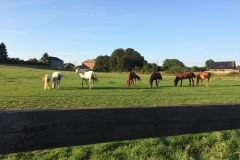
[149,72,162,88]
[174,72,196,86]
[127,72,141,87]
[194,72,211,86]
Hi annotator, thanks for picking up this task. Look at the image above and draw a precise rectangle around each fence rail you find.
[1,104,240,154]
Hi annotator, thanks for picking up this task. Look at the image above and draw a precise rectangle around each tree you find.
[119,48,145,72]
[205,59,214,71]
[109,48,124,72]
[0,43,8,63]
[95,55,110,72]
[109,48,145,72]
[167,65,188,74]
[39,53,50,65]
[191,66,200,72]
[162,59,185,71]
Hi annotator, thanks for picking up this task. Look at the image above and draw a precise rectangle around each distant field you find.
[1,64,240,159]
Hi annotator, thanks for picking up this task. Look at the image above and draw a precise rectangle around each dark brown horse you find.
[149,72,162,88]
[174,72,196,86]
[127,72,141,87]
[194,72,211,86]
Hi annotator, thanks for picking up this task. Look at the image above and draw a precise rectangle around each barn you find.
[209,61,239,73]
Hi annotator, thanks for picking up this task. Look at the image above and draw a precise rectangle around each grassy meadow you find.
[1,64,240,159]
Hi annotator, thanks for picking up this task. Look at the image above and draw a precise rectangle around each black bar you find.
[1,104,240,154]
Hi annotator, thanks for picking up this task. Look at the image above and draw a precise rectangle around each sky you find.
[1,0,240,67]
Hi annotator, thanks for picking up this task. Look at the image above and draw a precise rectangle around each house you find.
[63,63,75,68]
[209,61,239,73]
[49,56,64,67]
[28,58,38,62]
[82,59,96,70]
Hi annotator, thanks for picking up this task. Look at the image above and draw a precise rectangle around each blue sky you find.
[1,0,240,67]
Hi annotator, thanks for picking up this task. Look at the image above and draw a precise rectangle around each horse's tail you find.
[136,75,141,81]
[91,72,99,84]
[57,73,61,82]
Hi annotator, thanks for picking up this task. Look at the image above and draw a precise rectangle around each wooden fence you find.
[1,103,240,154]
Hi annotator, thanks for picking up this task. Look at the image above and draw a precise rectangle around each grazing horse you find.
[42,74,50,90]
[51,72,63,89]
[194,72,211,86]
[126,72,141,87]
[76,68,98,89]
[149,72,162,88]
[174,72,196,86]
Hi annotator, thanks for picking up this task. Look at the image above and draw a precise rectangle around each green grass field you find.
[1,64,240,159]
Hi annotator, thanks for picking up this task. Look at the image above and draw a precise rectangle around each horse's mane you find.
[191,72,196,78]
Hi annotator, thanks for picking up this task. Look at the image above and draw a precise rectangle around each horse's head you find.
[174,77,179,86]
[126,81,130,87]
[149,77,153,88]
[194,78,199,86]
[75,68,79,75]
[149,81,153,88]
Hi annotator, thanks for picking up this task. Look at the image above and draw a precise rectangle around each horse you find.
[76,68,98,89]
[51,72,63,89]
[174,72,196,86]
[194,72,211,86]
[149,72,162,88]
[42,74,50,90]
[126,72,141,87]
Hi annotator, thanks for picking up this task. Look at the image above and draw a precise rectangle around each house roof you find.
[210,61,236,69]
[49,56,63,61]
[82,59,96,63]
[28,58,38,61]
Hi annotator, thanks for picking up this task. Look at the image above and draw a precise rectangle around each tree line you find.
[94,48,214,74]
[0,42,214,74]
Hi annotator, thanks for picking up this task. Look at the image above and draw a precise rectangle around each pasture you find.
[1,64,240,159]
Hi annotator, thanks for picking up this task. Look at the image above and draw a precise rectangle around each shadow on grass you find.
[60,85,177,90]
[1,64,74,71]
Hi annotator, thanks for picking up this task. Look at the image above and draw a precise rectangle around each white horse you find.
[75,68,98,89]
[42,74,50,90]
[51,72,63,89]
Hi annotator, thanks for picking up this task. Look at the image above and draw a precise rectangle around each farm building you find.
[49,56,64,67]
[63,63,75,68]
[82,59,96,70]
[209,61,239,73]
[28,58,38,62]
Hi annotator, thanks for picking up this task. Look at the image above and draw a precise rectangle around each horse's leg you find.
[90,79,93,89]
[188,78,191,86]
[57,80,60,89]
[46,80,50,89]
[81,78,84,88]
[51,79,55,89]
[155,80,158,87]
[206,78,209,86]
[85,79,89,88]
[192,78,194,86]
